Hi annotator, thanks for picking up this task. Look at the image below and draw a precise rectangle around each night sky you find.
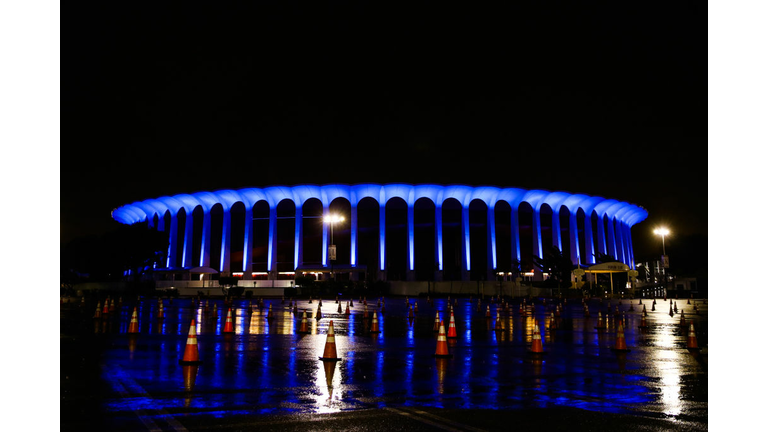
[62,2,707,266]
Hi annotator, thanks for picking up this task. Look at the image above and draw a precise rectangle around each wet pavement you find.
[60,295,707,431]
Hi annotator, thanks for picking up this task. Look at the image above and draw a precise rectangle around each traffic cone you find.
[639,313,649,329]
[157,302,164,319]
[414,302,418,314]
[344,303,350,316]
[434,320,452,357]
[639,298,642,305]
[447,311,458,338]
[267,303,273,320]
[298,310,310,334]
[669,303,674,317]
[316,303,322,320]
[179,319,202,365]
[687,323,701,351]
[494,310,503,331]
[336,296,339,304]
[595,311,603,330]
[642,304,648,316]
[548,312,556,330]
[93,301,101,319]
[674,301,678,313]
[679,309,686,327]
[102,301,109,316]
[529,321,545,355]
[318,298,323,307]
[370,312,380,333]
[127,307,139,333]
[584,305,590,318]
[318,320,342,361]
[109,298,116,313]
[652,302,656,311]
[433,311,440,332]
[687,297,691,305]
[222,308,234,333]
[337,302,342,314]
[349,298,354,307]
[408,305,414,319]
[610,323,631,352]
[486,305,491,319]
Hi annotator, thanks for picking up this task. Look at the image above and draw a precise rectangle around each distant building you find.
[111,183,647,282]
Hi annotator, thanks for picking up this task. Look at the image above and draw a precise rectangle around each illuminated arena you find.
[111,184,647,286]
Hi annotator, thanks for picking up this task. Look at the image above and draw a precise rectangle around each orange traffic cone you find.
[370,312,380,334]
[610,323,631,352]
[494,310,503,331]
[102,301,109,316]
[349,298,354,307]
[652,302,656,311]
[179,319,202,365]
[642,304,648,316]
[157,302,164,319]
[344,303,350,316]
[447,311,458,338]
[93,301,102,319]
[434,320,452,357]
[408,305,414,319]
[318,298,323,307]
[584,305,590,318]
[679,309,686,326]
[687,323,701,351]
[316,303,323,320]
[222,308,235,333]
[486,305,491,318]
[337,302,342,314]
[298,310,310,334]
[528,321,545,355]
[433,311,440,332]
[595,311,604,330]
[267,303,273,320]
[639,313,649,329]
[127,307,139,333]
[669,303,674,317]
[414,302,418,314]
[109,298,116,313]
[319,320,342,361]
[363,305,369,319]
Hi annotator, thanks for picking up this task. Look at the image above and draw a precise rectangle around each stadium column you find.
[584,212,595,264]
[322,202,329,275]
[511,204,521,264]
[434,204,443,282]
[169,212,179,268]
[596,214,608,256]
[200,209,211,268]
[157,214,168,268]
[406,203,415,281]
[350,203,359,281]
[182,208,193,268]
[220,207,231,274]
[378,201,386,281]
[552,207,562,251]
[267,205,277,279]
[294,205,303,272]
[569,211,580,266]
[614,220,626,264]
[242,205,253,280]
[461,204,470,281]
[487,204,496,282]
[532,206,542,260]
[606,217,617,260]
[625,224,635,267]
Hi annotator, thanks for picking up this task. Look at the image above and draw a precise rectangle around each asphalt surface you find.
[60,294,707,431]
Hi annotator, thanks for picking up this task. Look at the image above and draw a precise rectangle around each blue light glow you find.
[112,184,648,272]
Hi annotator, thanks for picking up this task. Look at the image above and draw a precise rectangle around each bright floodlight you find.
[653,227,670,236]
[324,214,345,223]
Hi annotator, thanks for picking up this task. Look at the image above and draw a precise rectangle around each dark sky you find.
[62,2,706,262]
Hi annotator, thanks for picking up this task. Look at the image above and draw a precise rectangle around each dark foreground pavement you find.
[61,296,707,431]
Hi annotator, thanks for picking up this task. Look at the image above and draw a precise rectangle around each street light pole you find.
[324,214,345,281]
[653,227,670,293]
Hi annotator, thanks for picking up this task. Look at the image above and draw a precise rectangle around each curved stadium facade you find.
[111,184,647,283]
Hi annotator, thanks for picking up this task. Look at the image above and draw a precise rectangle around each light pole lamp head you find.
[323,214,345,224]
[653,227,670,237]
